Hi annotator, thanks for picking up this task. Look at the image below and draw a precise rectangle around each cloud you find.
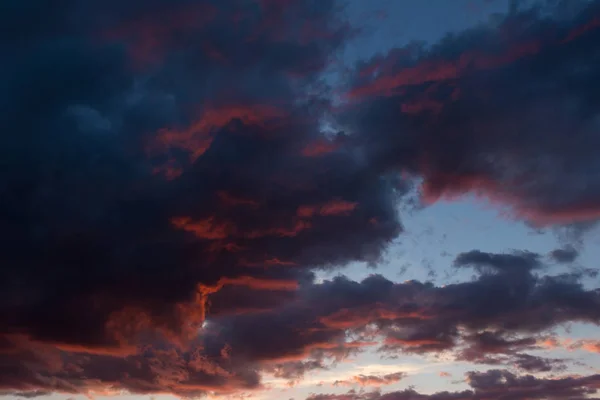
[456,331,567,372]
[6,244,600,397]
[4,0,600,398]
[332,372,406,387]
[307,369,600,400]
[0,0,402,397]
[205,249,600,367]
[269,360,328,383]
[189,250,597,390]
[541,336,600,354]
[511,353,567,373]
[454,250,542,275]
[549,246,580,263]
[341,0,600,226]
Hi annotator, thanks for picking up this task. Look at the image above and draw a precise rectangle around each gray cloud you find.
[307,369,600,399]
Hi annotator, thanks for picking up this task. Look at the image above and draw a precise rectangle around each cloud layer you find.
[2,0,600,398]
[307,369,600,400]
[342,0,600,225]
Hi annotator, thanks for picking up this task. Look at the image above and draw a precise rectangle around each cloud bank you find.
[2,0,600,398]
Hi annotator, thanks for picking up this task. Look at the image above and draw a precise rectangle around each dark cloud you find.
[0,0,402,396]
[269,360,328,383]
[341,0,600,227]
[0,336,261,398]
[549,246,579,263]
[511,353,567,373]
[458,331,567,372]
[458,330,538,360]
[454,250,542,275]
[6,244,597,397]
[11,391,52,398]
[4,0,600,398]
[186,250,599,380]
[202,250,600,363]
[307,369,600,400]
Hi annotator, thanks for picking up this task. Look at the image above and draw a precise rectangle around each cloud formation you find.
[3,0,600,399]
[0,0,402,396]
[342,0,600,226]
[307,369,600,400]
[332,372,406,388]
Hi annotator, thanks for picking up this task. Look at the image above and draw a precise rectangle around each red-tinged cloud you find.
[298,200,359,218]
[4,0,600,398]
[2,250,600,396]
[342,0,600,227]
[302,139,341,157]
[333,372,406,387]
[217,191,260,208]
[1,0,402,397]
[383,337,452,350]
[147,104,287,177]
[197,251,599,381]
[347,40,541,99]
[541,337,600,354]
[421,171,600,226]
[215,276,300,291]
[574,340,600,354]
[1,334,259,398]
[170,216,233,240]
[562,16,600,43]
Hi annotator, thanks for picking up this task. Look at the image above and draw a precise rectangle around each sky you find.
[3,0,600,399]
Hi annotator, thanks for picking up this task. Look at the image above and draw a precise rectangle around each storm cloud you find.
[3,0,600,398]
